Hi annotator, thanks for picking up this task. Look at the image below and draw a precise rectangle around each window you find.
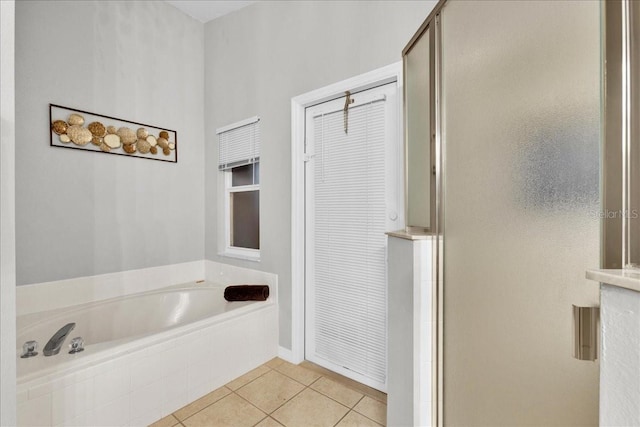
[217,117,260,260]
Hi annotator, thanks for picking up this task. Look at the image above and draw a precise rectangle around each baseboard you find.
[278,346,296,363]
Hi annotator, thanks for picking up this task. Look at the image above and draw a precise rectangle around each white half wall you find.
[600,283,640,426]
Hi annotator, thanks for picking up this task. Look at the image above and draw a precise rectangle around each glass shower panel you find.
[441,1,600,425]
[405,27,431,231]
[628,0,640,267]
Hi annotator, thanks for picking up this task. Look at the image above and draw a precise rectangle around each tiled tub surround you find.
[16,262,278,426]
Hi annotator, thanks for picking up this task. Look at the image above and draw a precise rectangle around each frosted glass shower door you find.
[441,1,601,425]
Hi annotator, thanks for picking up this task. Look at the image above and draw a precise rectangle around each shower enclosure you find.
[403,0,602,424]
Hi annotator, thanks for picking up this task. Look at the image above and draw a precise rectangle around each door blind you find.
[312,99,387,384]
[216,116,260,170]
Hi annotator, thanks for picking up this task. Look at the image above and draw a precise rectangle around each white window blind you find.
[311,99,387,385]
[216,116,260,170]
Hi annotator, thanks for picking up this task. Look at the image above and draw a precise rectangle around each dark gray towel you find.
[224,285,269,301]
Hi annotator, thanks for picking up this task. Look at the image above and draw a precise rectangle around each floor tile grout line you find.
[308,376,366,410]
[228,365,274,392]
[348,394,389,426]
[231,388,271,418]
[351,404,386,427]
[170,361,386,427]
[353,394,366,408]
[264,373,354,423]
[174,363,288,424]
[231,365,312,416]
[172,386,233,423]
[272,365,320,388]
[236,369,367,419]
[300,361,387,404]
[332,408,352,427]
[265,381,311,417]
[176,364,273,424]
[250,414,270,427]
[339,409,385,427]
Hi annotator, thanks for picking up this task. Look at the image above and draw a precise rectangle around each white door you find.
[304,82,400,392]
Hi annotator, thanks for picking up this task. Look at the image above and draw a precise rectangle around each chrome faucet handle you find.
[21,340,38,358]
[68,337,84,354]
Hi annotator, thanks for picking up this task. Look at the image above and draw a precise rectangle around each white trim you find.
[278,346,295,363]
[290,62,403,366]
[0,1,16,424]
[221,247,261,261]
[216,115,260,135]
[223,167,261,259]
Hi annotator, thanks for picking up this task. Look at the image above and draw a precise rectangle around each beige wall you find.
[204,1,436,350]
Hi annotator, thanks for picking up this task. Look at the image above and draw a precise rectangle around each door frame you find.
[290,62,403,363]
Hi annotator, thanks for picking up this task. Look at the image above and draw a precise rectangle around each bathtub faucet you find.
[43,322,76,356]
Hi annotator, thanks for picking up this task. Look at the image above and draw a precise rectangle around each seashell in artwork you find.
[51,106,176,162]
[136,128,149,139]
[52,120,68,135]
[87,122,107,137]
[68,113,85,126]
[136,138,151,154]
[67,125,92,146]
[103,134,121,149]
[116,127,136,145]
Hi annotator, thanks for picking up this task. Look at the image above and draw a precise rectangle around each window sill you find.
[219,251,261,262]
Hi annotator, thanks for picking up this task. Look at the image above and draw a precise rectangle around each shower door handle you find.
[573,305,599,361]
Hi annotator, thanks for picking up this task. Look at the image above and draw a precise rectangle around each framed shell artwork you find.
[49,104,177,163]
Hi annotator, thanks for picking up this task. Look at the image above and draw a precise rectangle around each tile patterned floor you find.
[149,358,386,427]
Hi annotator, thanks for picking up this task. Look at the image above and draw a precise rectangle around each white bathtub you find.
[16,280,278,426]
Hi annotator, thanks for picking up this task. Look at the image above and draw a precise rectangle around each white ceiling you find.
[166,1,255,23]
